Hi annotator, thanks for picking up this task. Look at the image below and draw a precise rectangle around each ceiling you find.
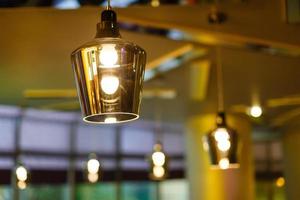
[0,2,300,129]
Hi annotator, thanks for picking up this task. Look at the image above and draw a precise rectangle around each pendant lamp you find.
[71,1,147,124]
[149,143,169,181]
[203,47,239,170]
[204,112,239,169]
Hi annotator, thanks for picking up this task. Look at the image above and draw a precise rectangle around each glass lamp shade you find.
[71,9,146,124]
[203,112,239,170]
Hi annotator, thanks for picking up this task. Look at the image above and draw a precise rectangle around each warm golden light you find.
[104,117,117,123]
[153,166,165,178]
[99,44,118,67]
[152,151,166,167]
[250,105,262,118]
[88,173,99,183]
[217,140,231,152]
[16,166,28,182]
[17,181,27,190]
[214,128,230,142]
[276,177,285,188]
[87,159,100,174]
[100,75,119,95]
[151,0,160,7]
[219,158,230,170]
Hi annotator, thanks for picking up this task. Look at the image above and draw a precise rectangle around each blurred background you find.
[1,0,300,199]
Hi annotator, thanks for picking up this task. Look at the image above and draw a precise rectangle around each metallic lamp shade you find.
[203,113,239,169]
[71,10,146,124]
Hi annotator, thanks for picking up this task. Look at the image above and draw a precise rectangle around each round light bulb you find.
[104,117,117,124]
[217,140,231,152]
[219,158,230,170]
[16,166,28,182]
[214,128,230,142]
[99,44,118,67]
[250,105,262,118]
[88,173,99,183]
[276,177,285,188]
[87,159,100,174]
[101,75,119,95]
[152,151,166,167]
[153,166,165,178]
[17,181,27,190]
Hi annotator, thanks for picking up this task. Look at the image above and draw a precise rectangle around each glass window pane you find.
[122,182,156,200]
[21,156,69,170]
[76,183,116,200]
[162,132,184,155]
[20,184,68,200]
[121,128,154,154]
[0,185,12,200]
[160,180,189,200]
[0,118,15,152]
[20,119,70,153]
[76,125,115,154]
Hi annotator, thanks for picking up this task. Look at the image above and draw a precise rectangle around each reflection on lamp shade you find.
[71,8,146,124]
[204,112,239,170]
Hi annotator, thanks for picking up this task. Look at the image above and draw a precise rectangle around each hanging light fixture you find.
[85,154,101,183]
[203,47,239,170]
[15,164,29,190]
[149,143,168,180]
[204,112,239,169]
[71,0,147,124]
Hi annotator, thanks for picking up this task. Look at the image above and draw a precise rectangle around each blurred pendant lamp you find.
[85,153,101,183]
[149,99,168,181]
[203,47,239,170]
[15,162,29,190]
[71,0,147,124]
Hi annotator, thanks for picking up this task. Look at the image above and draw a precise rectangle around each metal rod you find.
[216,47,225,112]
[115,126,122,200]
[107,0,112,10]
[68,121,78,200]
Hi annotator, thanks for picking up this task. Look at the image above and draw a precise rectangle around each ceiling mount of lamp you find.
[71,0,146,124]
[203,47,239,170]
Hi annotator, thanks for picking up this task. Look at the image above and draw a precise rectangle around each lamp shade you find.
[71,9,146,124]
[204,112,239,169]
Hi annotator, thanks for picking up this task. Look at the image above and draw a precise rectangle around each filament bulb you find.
[99,44,118,67]
[152,151,166,167]
[87,159,100,174]
[101,75,119,95]
[153,166,165,178]
[16,166,28,182]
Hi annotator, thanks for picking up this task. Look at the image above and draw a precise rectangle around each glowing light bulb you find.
[151,0,160,7]
[250,105,262,118]
[276,177,285,188]
[88,173,99,183]
[153,166,165,178]
[152,151,166,166]
[219,158,230,170]
[87,159,100,174]
[104,117,117,123]
[17,181,27,190]
[100,75,119,95]
[214,128,230,142]
[217,140,231,152]
[99,44,118,67]
[16,166,28,182]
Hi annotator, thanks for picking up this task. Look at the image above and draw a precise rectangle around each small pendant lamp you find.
[203,47,239,170]
[71,0,147,124]
[149,142,169,181]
